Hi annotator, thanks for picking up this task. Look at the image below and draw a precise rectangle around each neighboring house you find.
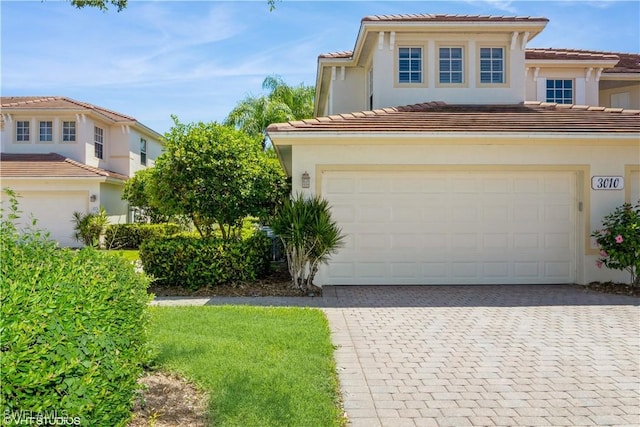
[0,96,163,246]
[268,14,640,286]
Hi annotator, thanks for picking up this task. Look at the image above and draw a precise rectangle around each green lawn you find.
[105,249,139,262]
[149,306,345,427]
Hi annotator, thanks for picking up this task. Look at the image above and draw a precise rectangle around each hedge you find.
[139,233,271,290]
[1,195,151,426]
[104,223,182,249]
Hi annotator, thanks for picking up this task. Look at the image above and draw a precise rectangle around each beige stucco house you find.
[1,96,163,246]
[268,14,640,286]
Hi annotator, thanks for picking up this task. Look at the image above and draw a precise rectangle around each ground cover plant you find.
[1,190,151,426]
[149,306,345,427]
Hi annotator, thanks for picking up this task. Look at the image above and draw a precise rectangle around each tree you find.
[68,0,278,12]
[225,75,314,149]
[122,168,171,223]
[150,116,288,240]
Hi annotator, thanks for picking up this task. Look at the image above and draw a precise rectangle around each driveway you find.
[321,285,639,427]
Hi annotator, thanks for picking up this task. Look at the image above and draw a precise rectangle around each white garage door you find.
[321,170,577,285]
[14,191,88,247]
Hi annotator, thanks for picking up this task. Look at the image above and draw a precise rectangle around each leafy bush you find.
[104,223,182,249]
[592,201,640,286]
[72,207,109,247]
[271,194,344,290]
[1,190,151,426]
[139,233,271,290]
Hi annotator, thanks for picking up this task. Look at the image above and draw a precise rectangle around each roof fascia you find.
[525,59,620,69]
[600,73,640,81]
[270,131,639,142]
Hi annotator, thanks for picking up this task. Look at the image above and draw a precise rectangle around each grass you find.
[149,306,345,427]
[105,249,139,262]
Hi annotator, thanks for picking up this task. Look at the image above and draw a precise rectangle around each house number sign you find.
[591,176,624,190]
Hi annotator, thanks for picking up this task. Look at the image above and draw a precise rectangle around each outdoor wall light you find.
[301,171,311,188]
[90,194,97,202]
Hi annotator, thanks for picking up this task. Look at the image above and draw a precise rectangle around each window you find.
[140,138,147,165]
[439,47,464,84]
[16,121,30,142]
[94,126,104,159]
[368,67,374,110]
[39,121,53,142]
[62,121,76,142]
[546,80,573,104]
[480,47,504,84]
[398,47,422,84]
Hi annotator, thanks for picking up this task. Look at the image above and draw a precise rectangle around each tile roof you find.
[267,102,640,134]
[1,96,136,122]
[0,153,129,180]
[361,13,549,23]
[526,49,639,73]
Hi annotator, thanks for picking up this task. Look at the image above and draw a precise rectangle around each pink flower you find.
[599,250,608,257]
[596,260,603,269]
[615,235,624,244]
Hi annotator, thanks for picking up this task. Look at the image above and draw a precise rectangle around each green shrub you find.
[1,191,151,426]
[104,223,182,249]
[592,201,640,286]
[140,233,271,290]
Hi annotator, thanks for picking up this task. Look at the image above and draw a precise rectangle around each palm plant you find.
[271,194,344,290]
[72,207,109,247]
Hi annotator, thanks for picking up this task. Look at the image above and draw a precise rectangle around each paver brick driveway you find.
[321,285,639,427]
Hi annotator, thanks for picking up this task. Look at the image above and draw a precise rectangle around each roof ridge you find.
[361,13,548,22]
[527,47,639,57]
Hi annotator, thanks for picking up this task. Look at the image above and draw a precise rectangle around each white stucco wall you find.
[524,67,601,105]
[286,136,639,285]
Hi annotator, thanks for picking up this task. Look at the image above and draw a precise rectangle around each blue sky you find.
[2,0,639,134]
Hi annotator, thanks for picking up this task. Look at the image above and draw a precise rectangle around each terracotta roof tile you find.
[361,13,548,23]
[0,153,128,180]
[0,96,137,122]
[267,102,640,134]
[526,48,639,73]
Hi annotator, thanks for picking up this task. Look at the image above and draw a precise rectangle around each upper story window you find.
[479,47,504,84]
[94,126,104,159]
[546,79,573,104]
[439,47,464,84]
[16,121,30,142]
[62,121,76,142]
[39,121,53,142]
[398,47,422,84]
[140,138,147,166]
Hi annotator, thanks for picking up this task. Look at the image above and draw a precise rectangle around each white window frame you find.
[479,47,505,84]
[398,47,423,84]
[140,138,147,166]
[62,121,76,143]
[16,120,30,143]
[94,126,104,159]
[546,79,574,104]
[39,120,53,143]
[438,46,464,85]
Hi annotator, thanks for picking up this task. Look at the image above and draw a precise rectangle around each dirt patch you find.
[129,371,208,427]
[584,281,640,297]
[148,263,321,298]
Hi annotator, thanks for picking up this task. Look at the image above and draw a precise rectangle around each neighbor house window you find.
[62,121,76,142]
[546,79,573,104]
[140,138,147,165]
[480,47,504,84]
[94,126,104,159]
[439,47,464,84]
[39,121,53,142]
[398,47,422,83]
[16,121,30,142]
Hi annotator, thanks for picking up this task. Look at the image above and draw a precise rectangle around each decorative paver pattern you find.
[323,286,639,427]
[154,285,639,427]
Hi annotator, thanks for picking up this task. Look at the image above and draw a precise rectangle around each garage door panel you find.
[321,170,577,285]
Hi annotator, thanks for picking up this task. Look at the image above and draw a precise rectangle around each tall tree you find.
[68,0,278,12]
[150,117,288,239]
[225,75,314,149]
